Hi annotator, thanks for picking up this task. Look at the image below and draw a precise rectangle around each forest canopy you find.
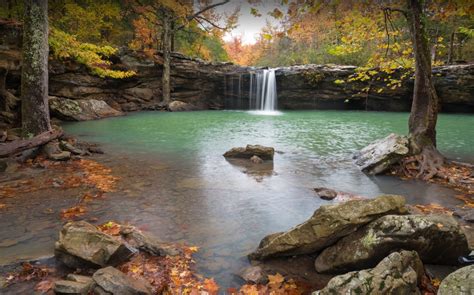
[1,0,473,71]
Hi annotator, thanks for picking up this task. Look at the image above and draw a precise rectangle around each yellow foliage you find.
[49,28,136,79]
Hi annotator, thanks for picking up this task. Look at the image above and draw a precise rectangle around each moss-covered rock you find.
[249,195,407,260]
[313,251,424,295]
[315,214,469,273]
[438,265,474,295]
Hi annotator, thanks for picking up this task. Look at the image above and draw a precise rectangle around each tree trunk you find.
[161,14,171,104]
[21,0,51,136]
[0,69,7,111]
[447,31,455,64]
[405,0,444,179]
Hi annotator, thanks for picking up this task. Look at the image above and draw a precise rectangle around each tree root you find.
[399,146,445,181]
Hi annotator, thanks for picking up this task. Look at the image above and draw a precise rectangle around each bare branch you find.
[195,15,227,30]
[174,0,230,31]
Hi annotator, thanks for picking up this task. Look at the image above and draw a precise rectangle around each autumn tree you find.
[129,0,232,104]
[21,0,51,136]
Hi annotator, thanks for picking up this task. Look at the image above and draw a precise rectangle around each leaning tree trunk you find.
[405,0,444,180]
[21,0,51,136]
[161,14,172,104]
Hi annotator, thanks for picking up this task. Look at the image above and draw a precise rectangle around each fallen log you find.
[0,129,63,157]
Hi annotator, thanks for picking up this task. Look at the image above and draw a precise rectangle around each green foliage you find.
[49,28,135,79]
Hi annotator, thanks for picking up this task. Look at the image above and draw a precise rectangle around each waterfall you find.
[249,69,278,112]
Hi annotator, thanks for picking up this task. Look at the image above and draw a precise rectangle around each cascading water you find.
[248,69,280,115]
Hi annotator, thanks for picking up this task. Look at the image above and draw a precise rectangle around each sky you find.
[215,0,284,45]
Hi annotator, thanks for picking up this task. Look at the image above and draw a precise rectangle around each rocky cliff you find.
[1,19,473,128]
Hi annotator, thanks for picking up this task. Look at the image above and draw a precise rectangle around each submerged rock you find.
[223,145,275,160]
[249,195,407,259]
[238,265,268,284]
[92,266,153,295]
[313,251,424,295]
[354,133,409,175]
[50,96,123,121]
[315,214,469,273]
[250,155,264,164]
[167,100,198,112]
[313,187,337,200]
[438,265,474,295]
[55,221,136,269]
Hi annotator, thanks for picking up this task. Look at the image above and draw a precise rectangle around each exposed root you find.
[399,146,445,181]
[394,148,473,194]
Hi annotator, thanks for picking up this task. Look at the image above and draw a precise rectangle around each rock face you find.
[437,265,474,295]
[223,145,275,160]
[92,266,153,295]
[49,96,123,121]
[353,133,410,175]
[313,251,424,295]
[249,195,407,259]
[167,100,198,112]
[55,221,136,269]
[315,214,469,273]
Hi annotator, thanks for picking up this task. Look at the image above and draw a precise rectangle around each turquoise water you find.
[58,110,473,286]
[64,110,474,162]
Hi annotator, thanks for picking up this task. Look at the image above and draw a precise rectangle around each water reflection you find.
[1,111,472,288]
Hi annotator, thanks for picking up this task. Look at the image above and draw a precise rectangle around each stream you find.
[1,110,473,287]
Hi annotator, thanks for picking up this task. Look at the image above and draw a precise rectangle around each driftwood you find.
[0,129,63,157]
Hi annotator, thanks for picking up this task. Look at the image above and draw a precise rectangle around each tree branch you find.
[195,15,227,30]
[174,0,230,31]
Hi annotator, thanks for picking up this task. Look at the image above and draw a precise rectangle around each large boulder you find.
[92,266,153,295]
[249,195,407,259]
[315,214,469,273]
[353,133,409,175]
[167,100,198,112]
[49,96,123,121]
[223,144,275,160]
[313,251,424,295]
[55,221,136,269]
[437,265,474,295]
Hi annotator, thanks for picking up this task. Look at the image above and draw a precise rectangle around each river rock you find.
[120,225,180,256]
[313,187,337,200]
[437,265,474,295]
[167,100,197,112]
[354,133,409,175]
[60,141,86,155]
[50,96,123,121]
[224,145,275,160]
[250,155,264,164]
[43,141,71,161]
[92,266,153,295]
[238,265,268,284]
[249,195,407,259]
[54,277,94,295]
[315,214,469,273]
[55,221,136,269]
[313,250,424,295]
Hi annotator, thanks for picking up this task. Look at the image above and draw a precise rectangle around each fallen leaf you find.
[0,204,6,209]
[35,279,54,293]
[203,278,219,294]
[268,273,285,289]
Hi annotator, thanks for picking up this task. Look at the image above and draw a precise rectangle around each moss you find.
[361,229,378,249]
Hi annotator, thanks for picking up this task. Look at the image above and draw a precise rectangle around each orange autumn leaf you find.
[35,279,54,292]
[60,205,86,219]
[0,203,6,209]
[268,273,285,289]
[203,278,219,294]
